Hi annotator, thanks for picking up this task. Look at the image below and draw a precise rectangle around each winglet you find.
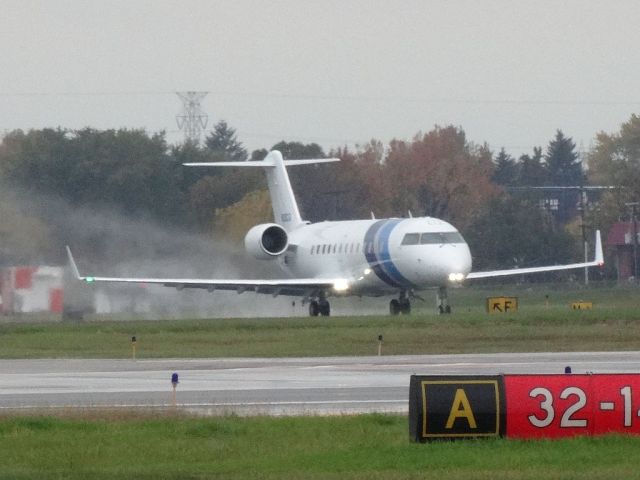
[595,229,604,266]
[65,246,83,280]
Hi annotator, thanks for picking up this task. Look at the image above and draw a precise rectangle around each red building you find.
[0,266,64,314]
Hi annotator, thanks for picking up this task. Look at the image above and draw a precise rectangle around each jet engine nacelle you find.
[244,223,289,260]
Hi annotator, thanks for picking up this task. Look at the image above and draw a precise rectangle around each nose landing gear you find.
[390,290,411,315]
[437,286,451,314]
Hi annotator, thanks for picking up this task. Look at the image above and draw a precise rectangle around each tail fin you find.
[184,150,339,231]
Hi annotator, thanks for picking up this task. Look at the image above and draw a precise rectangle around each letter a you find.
[445,389,477,429]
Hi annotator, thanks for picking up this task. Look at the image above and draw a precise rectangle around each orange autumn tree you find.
[383,126,498,230]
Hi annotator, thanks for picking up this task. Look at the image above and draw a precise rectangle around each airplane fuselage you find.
[279,217,472,296]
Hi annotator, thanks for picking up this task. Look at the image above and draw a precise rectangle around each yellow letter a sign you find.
[445,388,477,429]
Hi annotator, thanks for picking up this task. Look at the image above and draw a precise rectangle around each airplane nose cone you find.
[412,244,472,285]
[435,245,471,284]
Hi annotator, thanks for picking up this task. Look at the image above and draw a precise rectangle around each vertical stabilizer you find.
[183,150,339,232]
[263,151,304,231]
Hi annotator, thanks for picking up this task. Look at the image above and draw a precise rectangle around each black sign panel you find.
[409,375,506,441]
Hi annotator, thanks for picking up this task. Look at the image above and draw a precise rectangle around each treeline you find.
[1,115,640,278]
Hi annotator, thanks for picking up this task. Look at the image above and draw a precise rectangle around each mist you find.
[2,183,385,318]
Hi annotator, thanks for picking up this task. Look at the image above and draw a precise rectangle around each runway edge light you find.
[171,372,179,407]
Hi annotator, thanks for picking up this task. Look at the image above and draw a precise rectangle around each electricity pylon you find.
[176,91,208,144]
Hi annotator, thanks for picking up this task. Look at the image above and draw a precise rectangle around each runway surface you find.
[2,352,640,416]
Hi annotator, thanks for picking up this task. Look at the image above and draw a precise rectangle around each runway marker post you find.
[378,335,383,356]
[131,336,137,360]
[171,372,179,407]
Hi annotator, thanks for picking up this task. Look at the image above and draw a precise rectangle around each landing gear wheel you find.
[309,300,320,317]
[319,300,331,316]
[437,286,451,315]
[390,299,401,315]
[400,299,411,315]
[438,305,452,314]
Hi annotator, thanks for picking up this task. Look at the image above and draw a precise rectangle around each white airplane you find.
[66,150,604,316]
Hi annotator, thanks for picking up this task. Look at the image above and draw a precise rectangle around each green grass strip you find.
[0,283,638,359]
[0,414,639,480]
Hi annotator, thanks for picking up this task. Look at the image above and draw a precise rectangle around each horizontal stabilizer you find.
[183,158,339,167]
[185,150,339,232]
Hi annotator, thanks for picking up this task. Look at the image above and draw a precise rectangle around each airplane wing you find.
[466,230,604,280]
[65,247,346,297]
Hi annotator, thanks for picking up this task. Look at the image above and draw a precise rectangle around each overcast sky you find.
[1,0,639,157]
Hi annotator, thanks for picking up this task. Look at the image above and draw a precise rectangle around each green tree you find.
[492,148,518,186]
[516,147,547,186]
[189,170,264,228]
[0,128,187,224]
[271,141,324,160]
[463,195,576,276]
[190,121,263,229]
[251,148,268,160]
[544,130,583,186]
[587,113,640,235]
[204,120,248,161]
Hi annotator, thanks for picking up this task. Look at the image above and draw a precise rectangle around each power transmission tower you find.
[175,91,208,144]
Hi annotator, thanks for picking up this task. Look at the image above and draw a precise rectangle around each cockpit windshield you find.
[401,232,465,245]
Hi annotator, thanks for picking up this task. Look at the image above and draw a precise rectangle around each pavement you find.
[1,352,639,416]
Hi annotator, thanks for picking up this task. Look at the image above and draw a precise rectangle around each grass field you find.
[0,413,639,480]
[1,283,639,479]
[0,282,639,358]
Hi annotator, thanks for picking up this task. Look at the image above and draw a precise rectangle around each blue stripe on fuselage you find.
[363,219,414,288]
[376,219,414,288]
[364,220,397,287]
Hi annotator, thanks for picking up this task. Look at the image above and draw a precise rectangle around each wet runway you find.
[1,352,640,416]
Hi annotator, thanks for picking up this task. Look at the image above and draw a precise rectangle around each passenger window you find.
[402,233,420,245]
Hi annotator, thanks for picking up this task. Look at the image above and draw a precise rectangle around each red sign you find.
[505,374,640,438]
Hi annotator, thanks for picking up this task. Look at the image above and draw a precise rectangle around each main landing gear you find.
[389,290,411,315]
[308,292,330,316]
[389,287,452,315]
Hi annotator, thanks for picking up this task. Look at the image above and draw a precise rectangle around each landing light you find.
[448,272,465,283]
[364,268,372,275]
[86,277,95,283]
[333,280,350,292]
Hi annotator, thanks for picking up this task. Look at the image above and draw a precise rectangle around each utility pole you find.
[626,202,639,282]
[579,186,589,285]
[176,91,208,144]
